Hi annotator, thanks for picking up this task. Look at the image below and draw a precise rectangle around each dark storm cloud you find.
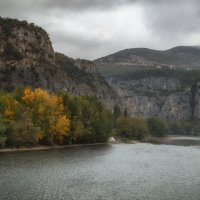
[0,0,200,59]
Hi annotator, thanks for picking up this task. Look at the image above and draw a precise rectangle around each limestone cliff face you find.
[0,18,118,109]
[193,83,200,119]
[107,75,200,120]
[0,18,57,90]
[0,19,54,68]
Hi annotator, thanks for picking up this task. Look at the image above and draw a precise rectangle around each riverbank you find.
[0,143,107,153]
[0,139,143,153]
[2,135,198,153]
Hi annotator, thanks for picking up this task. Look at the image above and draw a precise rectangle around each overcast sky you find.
[0,0,200,60]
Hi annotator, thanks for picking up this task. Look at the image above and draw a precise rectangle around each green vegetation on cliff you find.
[0,17,47,36]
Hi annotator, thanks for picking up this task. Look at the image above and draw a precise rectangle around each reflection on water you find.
[148,135,200,146]
[0,139,200,200]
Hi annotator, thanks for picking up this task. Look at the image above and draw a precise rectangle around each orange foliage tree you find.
[22,88,70,144]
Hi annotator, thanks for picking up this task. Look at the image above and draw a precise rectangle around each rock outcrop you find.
[0,17,118,109]
[55,53,119,108]
[107,75,194,120]
[0,18,54,67]
[74,59,96,73]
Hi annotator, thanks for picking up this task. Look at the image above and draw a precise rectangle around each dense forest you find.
[0,87,199,148]
[0,88,114,147]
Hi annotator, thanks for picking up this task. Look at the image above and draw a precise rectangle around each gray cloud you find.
[43,0,129,11]
[0,0,200,59]
[142,1,200,34]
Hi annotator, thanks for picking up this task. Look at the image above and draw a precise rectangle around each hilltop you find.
[94,46,200,77]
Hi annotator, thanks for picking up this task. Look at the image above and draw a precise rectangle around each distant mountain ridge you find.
[94,46,200,77]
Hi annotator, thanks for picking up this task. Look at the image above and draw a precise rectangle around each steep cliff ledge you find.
[107,69,200,120]
[0,18,55,67]
[0,17,118,109]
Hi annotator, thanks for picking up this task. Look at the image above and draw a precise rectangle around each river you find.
[1,136,200,200]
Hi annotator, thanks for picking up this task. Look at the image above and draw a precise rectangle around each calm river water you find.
[1,137,200,200]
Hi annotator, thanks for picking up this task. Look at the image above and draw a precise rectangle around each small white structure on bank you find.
[108,137,117,143]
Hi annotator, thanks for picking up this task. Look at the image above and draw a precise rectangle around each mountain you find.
[94,46,200,77]
[2,17,200,121]
[0,17,118,108]
[95,47,200,120]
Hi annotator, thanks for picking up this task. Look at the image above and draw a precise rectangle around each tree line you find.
[0,87,198,148]
[114,104,200,141]
[0,88,113,147]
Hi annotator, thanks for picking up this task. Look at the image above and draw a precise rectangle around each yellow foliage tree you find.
[3,97,20,124]
[22,88,70,144]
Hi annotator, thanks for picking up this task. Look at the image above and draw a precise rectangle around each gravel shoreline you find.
[0,143,107,153]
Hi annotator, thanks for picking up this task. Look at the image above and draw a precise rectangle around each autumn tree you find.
[0,88,115,147]
[22,88,70,144]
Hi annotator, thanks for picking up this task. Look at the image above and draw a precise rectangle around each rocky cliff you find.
[106,69,200,120]
[0,17,118,108]
[3,17,200,120]
[55,53,118,108]
[95,46,200,120]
